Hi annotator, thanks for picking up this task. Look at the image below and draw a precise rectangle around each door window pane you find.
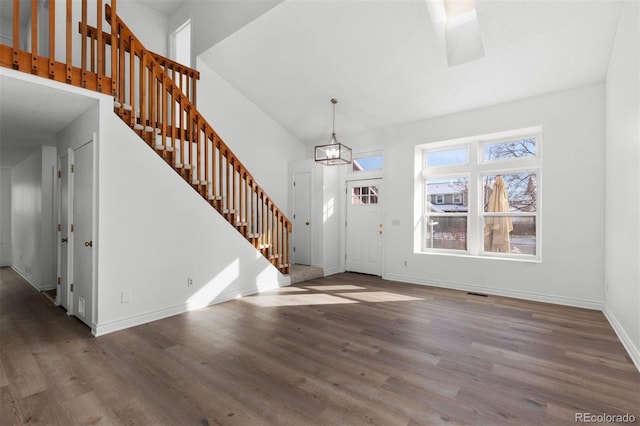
[352,186,379,205]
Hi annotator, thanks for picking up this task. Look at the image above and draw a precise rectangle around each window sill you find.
[416,250,541,264]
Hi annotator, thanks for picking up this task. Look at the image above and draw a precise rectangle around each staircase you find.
[0,0,291,274]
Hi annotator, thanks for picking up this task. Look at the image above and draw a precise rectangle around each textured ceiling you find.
[200,0,622,145]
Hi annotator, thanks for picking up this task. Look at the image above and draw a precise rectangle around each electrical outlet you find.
[187,277,193,287]
[121,291,131,304]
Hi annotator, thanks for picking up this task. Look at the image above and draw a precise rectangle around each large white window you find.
[417,128,541,260]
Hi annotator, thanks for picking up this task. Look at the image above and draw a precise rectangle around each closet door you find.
[71,141,94,327]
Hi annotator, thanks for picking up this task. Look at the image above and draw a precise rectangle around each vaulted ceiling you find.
[198,0,622,145]
[0,0,624,167]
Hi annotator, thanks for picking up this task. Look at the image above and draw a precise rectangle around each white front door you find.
[346,179,383,276]
[58,154,70,310]
[71,142,93,327]
[293,172,311,265]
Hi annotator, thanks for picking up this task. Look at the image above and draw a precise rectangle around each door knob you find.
[61,238,68,243]
[84,241,93,247]
[305,222,310,225]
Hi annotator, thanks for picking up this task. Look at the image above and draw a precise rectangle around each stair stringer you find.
[94,110,290,336]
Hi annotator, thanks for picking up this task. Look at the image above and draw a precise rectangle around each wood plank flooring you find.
[1,266,638,425]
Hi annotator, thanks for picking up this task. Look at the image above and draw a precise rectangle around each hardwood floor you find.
[1,267,638,425]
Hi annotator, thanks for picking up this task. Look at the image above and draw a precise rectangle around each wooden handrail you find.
[105,4,291,273]
[81,23,199,107]
[0,0,291,274]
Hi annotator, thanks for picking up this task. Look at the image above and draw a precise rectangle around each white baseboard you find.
[603,304,640,372]
[322,267,342,277]
[382,273,603,310]
[93,275,290,337]
[11,265,38,291]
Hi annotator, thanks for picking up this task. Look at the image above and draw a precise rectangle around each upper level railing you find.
[0,0,291,274]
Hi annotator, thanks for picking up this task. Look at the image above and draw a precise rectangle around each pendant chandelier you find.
[314,98,352,165]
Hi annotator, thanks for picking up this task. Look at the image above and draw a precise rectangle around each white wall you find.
[340,84,606,308]
[117,1,168,56]
[10,146,57,290]
[0,16,11,46]
[604,0,640,369]
[95,109,289,335]
[0,168,12,266]
[195,59,305,210]
[169,1,283,67]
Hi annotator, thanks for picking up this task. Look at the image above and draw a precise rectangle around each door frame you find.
[292,171,312,265]
[342,176,384,276]
[56,150,72,310]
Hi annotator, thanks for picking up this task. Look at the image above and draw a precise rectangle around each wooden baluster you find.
[171,94,177,164]
[195,116,202,188]
[139,50,147,133]
[48,0,55,78]
[268,202,273,259]
[224,151,229,212]
[96,0,103,91]
[149,62,156,139]
[285,221,290,272]
[66,0,72,82]
[261,192,266,250]
[118,22,125,105]
[276,213,281,267]
[185,71,189,101]
[241,172,247,229]
[251,187,256,243]
[232,157,237,217]
[128,35,135,126]
[212,137,218,204]
[111,0,117,95]
[268,201,272,258]
[161,74,167,154]
[81,0,87,86]
[205,128,211,200]
[218,143,224,207]
[30,0,37,73]
[192,76,197,107]
[12,0,19,69]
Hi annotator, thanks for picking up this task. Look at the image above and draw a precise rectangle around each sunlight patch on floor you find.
[240,293,359,307]
[339,291,424,302]
[305,285,366,291]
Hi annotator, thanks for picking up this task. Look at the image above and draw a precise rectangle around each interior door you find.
[58,154,70,310]
[293,172,311,265]
[72,142,93,328]
[346,179,383,276]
